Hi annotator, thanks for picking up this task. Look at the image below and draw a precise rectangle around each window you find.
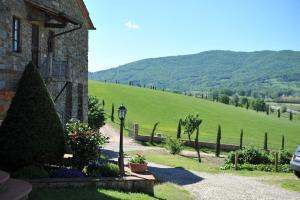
[12,17,21,52]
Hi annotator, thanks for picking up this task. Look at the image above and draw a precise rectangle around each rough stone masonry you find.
[0,0,95,124]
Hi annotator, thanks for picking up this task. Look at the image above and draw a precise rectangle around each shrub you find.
[0,62,65,170]
[279,150,293,164]
[129,153,147,164]
[225,146,271,165]
[111,104,114,122]
[220,163,291,173]
[215,125,221,157]
[12,165,49,179]
[65,119,108,170]
[88,96,105,130]
[85,162,119,177]
[51,168,85,178]
[166,137,184,155]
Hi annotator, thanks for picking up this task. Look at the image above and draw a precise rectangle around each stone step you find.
[0,179,32,200]
[0,170,10,191]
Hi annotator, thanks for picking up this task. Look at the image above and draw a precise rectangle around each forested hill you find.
[89,50,300,96]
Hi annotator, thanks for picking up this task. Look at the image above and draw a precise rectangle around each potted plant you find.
[128,153,147,173]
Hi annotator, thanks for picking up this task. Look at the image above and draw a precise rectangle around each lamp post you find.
[118,104,127,176]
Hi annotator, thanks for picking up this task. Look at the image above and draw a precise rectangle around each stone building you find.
[0,0,95,124]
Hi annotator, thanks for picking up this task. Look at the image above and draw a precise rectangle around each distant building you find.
[0,0,95,124]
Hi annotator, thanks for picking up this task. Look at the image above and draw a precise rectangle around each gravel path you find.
[101,124,300,200]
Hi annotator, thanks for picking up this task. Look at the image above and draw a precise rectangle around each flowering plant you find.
[65,119,108,170]
[129,153,147,164]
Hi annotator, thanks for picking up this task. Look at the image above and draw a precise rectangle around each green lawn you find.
[89,81,300,150]
[29,183,191,200]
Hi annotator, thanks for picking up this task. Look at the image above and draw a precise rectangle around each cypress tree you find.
[0,62,65,170]
[281,135,285,150]
[240,129,244,149]
[215,125,222,157]
[246,101,249,109]
[102,99,105,107]
[266,105,269,115]
[111,103,114,122]
[263,132,268,150]
[289,111,293,121]
[278,109,281,118]
[176,119,182,139]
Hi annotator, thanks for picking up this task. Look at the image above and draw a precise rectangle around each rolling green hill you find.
[89,50,300,96]
[89,80,300,150]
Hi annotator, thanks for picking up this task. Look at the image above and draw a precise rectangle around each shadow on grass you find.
[148,165,204,186]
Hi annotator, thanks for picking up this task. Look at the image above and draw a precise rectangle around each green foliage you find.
[182,114,203,162]
[240,129,244,149]
[166,137,184,155]
[111,104,114,122]
[0,62,65,170]
[176,119,182,139]
[89,81,300,150]
[220,95,230,104]
[290,111,293,121]
[89,50,300,96]
[129,153,147,164]
[279,150,293,164]
[264,132,268,150]
[150,122,160,144]
[65,119,108,170]
[12,165,49,179]
[85,162,119,177]
[278,109,281,118]
[251,99,266,112]
[88,96,105,130]
[215,125,221,157]
[221,163,291,173]
[225,146,271,165]
[233,95,239,107]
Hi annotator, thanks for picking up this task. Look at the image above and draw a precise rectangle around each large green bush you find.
[225,146,271,165]
[88,96,105,130]
[65,119,108,170]
[0,62,65,170]
[166,137,184,155]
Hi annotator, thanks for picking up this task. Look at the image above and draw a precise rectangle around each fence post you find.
[134,124,139,139]
[275,152,278,172]
[235,151,238,170]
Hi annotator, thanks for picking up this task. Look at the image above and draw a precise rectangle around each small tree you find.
[215,125,221,157]
[289,111,293,121]
[176,119,182,139]
[88,96,105,130]
[281,135,285,150]
[233,95,239,107]
[182,114,203,162]
[0,62,65,170]
[246,101,249,109]
[111,103,115,122]
[102,99,105,107]
[278,109,281,118]
[263,132,268,150]
[240,129,244,149]
[150,122,160,144]
[266,105,269,115]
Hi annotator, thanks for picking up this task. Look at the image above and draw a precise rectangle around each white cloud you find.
[124,21,139,29]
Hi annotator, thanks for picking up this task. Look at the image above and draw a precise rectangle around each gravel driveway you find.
[101,124,300,200]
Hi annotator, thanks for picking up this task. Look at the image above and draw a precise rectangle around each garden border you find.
[26,173,155,195]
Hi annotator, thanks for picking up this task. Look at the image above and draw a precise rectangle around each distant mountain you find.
[89,50,300,96]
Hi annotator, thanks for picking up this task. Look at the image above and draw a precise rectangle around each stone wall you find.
[0,0,90,122]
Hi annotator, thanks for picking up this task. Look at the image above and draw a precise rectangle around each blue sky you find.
[85,0,300,72]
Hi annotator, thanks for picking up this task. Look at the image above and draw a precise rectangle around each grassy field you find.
[29,183,191,200]
[89,81,300,150]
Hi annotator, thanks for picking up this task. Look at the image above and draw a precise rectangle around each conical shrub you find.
[0,62,65,170]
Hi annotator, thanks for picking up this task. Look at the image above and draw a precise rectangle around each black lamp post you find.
[118,104,127,176]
